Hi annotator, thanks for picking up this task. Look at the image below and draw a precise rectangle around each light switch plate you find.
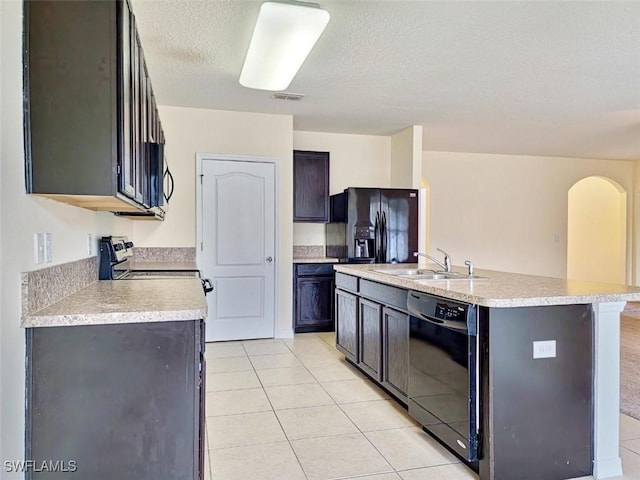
[44,233,52,263]
[533,340,556,359]
[34,233,45,264]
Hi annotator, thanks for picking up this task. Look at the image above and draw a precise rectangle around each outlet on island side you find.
[533,340,556,359]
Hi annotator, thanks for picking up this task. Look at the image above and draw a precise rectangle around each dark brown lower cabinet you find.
[382,306,409,402]
[335,288,358,363]
[334,273,409,405]
[294,263,335,333]
[358,298,382,380]
[25,320,204,480]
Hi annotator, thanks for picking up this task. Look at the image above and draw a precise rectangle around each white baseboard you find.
[593,456,623,479]
[275,329,293,339]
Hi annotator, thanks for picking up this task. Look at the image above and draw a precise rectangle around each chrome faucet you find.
[414,248,451,273]
[464,260,474,276]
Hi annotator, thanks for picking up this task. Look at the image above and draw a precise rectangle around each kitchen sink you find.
[374,269,486,280]
[375,268,437,276]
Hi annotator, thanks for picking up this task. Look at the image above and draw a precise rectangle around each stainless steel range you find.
[98,236,213,293]
[99,236,134,279]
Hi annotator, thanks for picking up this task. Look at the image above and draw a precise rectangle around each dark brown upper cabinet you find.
[293,150,330,222]
[23,0,165,218]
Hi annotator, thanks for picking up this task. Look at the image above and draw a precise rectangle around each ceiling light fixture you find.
[239,1,330,91]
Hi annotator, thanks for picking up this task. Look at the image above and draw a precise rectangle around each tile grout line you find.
[249,340,311,480]
[302,334,402,477]
[207,340,311,479]
[280,335,351,479]
[204,420,214,480]
[285,335,406,478]
[621,444,640,457]
[313,333,463,476]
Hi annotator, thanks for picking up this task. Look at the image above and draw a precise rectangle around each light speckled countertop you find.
[22,278,207,328]
[334,263,640,307]
[293,257,341,264]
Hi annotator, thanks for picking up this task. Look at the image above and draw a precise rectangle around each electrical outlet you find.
[533,340,556,359]
[87,234,93,256]
[34,233,45,264]
[44,233,52,263]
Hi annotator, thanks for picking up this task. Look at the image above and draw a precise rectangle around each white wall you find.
[0,0,5,464]
[390,126,426,253]
[390,126,423,189]
[633,161,640,284]
[292,130,391,247]
[1,0,134,468]
[422,151,634,278]
[390,128,413,188]
[567,177,626,284]
[133,106,294,337]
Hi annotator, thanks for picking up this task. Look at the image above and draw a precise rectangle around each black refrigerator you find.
[326,187,418,264]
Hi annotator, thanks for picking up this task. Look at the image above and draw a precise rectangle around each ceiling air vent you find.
[272,92,305,101]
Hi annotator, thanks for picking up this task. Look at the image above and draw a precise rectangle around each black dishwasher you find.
[407,291,479,463]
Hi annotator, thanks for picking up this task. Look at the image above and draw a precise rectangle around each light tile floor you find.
[204,332,640,480]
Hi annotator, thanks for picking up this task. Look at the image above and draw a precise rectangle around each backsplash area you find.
[133,247,196,263]
[22,256,97,317]
[293,245,325,258]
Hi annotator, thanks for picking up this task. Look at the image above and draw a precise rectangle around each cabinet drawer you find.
[295,263,335,276]
[360,279,407,312]
[335,273,358,292]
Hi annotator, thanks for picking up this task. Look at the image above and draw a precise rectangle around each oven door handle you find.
[418,313,469,333]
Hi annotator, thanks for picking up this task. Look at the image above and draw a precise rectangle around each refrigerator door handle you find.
[374,212,380,262]
[381,211,387,263]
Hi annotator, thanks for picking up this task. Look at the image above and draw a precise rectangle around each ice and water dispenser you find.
[353,225,374,260]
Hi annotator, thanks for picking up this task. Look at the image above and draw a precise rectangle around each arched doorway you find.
[567,176,627,284]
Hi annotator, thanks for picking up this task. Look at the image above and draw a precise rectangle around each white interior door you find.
[200,158,276,342]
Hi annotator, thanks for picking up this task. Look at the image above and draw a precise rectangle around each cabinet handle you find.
[163,167,175,203]
[266,256,273,263]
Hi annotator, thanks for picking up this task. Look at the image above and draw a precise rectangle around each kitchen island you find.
[333,263,640,480]
[23,278,207,480]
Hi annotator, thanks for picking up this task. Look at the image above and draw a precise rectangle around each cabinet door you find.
[382,306,409,401]
[295,276,334,333]
[118,1,135,198]
[335,288,358,363]
[130,27,142,203]
[27,321,200,479]
[136,52,149,207]
[293,150,329,222]
[358,298,382,380]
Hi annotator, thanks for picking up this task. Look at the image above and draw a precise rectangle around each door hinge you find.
[200,241,203,251]
[200,175,203,184]
[117,164,121,175]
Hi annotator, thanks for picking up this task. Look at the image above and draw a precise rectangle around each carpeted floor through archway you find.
[621,302,640,420]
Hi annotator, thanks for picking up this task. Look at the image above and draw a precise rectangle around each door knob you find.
[266,256,273,263]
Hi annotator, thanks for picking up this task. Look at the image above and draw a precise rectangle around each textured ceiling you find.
[131,1,640,161]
